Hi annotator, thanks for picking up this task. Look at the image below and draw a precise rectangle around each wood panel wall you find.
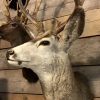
[0,93,99,100]
[0,0,100,100]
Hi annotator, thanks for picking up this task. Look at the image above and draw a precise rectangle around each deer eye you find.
[11,23,18,27]
[39,40,50,46]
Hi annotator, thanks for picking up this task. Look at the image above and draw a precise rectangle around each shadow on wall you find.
[0,79,8,100]
[9,0,26,10]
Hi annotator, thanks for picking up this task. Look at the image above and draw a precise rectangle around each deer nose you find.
[6,50,15,60]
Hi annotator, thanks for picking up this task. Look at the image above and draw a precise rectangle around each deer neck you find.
[39,53,79,100]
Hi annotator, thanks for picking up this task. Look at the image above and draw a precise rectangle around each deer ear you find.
[61,7,85,51]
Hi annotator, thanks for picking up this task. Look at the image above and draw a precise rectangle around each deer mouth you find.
[7,59,29,65]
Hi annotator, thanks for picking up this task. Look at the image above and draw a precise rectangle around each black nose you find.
[6,50,14,60]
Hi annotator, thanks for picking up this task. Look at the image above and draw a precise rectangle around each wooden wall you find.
[0,0,100,100]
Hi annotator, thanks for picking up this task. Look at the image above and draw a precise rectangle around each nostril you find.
[8,50,14,55]
[6,50,14,60]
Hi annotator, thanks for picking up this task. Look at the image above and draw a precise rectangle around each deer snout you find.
[6,50,15,60]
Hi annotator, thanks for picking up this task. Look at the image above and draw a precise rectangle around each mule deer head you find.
[6,0,92,100]
[0,0,39,83]
[0,0,32,46]
[6,0,85,67]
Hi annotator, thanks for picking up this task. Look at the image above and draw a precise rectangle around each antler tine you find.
[24,0,30,9]
[25,25,51,41]
[24,26,36,39]
[18,0,39,28]
[33,0,38,16]
[55,21,67,34]
[55,0,85,35]
[38,0,46,32]
[17,2,20,17]
[32,0,45,33]
[23,10,29,24]
[17,0,30,24]
[3,0,12,21]
[33,30,51,42]
[33,0,42,16]
[17,0,29,18]
[50,1,65,35]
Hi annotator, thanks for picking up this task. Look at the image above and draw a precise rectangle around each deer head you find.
[0,0,46,46]
[6,0,85,78]
[0,0,32,46]
[6,1,87,99]
[0,0,40,83]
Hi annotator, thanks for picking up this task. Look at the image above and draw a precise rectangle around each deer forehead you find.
[12,35,60,54]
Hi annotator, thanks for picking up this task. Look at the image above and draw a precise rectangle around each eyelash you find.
[39,41,50,46]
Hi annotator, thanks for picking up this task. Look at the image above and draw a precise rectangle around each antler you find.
[55,0,85,35]
[33,0,42,16]
[18,0,84,42]
[32,0,45,33]
[18,0,39,28]
[33,0,85,46]
[18,0,45,33]
[18,0,46,39]
[3,0,12,21]
[32,30,51,42]
[17,0,30,24]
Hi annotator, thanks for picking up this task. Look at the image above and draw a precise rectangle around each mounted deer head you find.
[0,0,31,46]
[0,0,75,83]
[0,0,39,83]
[0,0,47,46]
[6,0,92,100]
[6,0,85,64]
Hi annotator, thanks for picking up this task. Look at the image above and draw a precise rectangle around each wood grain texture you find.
[74,66,100,97]
[0,69,42,94]
[95,99,100,100]
[0,40,10,49]
[0,49,13,69]
[27,0,100,21]
[0,93,99,100]
[0,66,99,97]
[69,35,100,66]
[0,93,45,100]
[82,9,100,36]
[0,0,100,98]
